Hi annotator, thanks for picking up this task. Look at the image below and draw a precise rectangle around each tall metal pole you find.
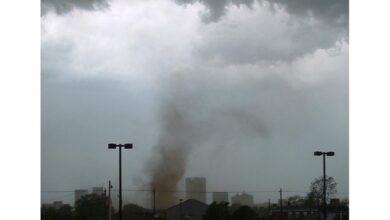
[323,154,327,220]
[108,143,132,220]
[314,151,334,220]
[119,146,122,220]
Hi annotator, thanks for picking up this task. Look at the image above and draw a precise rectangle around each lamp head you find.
[108,143,117,149]
[314,151,323,156]
[326,151,335,156]
[124,143,133,149]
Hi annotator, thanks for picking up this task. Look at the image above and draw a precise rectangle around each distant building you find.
[185,177,206,203]
[212,192,229,203]
[74,189,88,205]
[231,192,254,206]
[166,199,208,220]
[92,187,104,195]
[269,203,349,220]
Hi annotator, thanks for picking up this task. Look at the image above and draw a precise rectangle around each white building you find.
[185,177,206,203]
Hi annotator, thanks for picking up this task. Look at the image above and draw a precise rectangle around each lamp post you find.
[108,143,133,220]
[314,151,335,220]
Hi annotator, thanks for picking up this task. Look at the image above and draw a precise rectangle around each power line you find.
[41,189,349,195]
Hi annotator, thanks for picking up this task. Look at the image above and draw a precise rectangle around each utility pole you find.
[268,199,271,217]
[279,188,283,218]
[268,198,271,211]
[108,180,112,220]
[153,188,156,214]
[309,195,312,220]
[103,188,107,220]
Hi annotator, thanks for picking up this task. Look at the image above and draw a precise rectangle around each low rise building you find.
[166,199,208,220]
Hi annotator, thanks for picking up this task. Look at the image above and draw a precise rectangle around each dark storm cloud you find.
[175,0,348,25]
[174,0,348,64]
[175,0,255,22]
[41,0,110,15]
[268,0,349,26]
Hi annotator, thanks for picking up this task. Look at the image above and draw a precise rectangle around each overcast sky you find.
[41,0,348,207]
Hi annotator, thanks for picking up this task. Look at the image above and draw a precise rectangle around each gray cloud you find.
[194,6,347,65]
[175,0,255,22]
[175,0,348,26]
[197,21,346,65]
[268,0,349,27]
[172,0,348,64]
[41,0,110,15]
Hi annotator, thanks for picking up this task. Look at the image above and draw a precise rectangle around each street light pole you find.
[108,143,133,220]
[314,151,334,220]
[119,146,122,220]
[323,153,326,220]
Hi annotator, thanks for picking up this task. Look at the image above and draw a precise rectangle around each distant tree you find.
[310,176,337,204]
[203,202,231,220]
[41,206,59,220]
[304,191,321,208]
[287,195,305,207]
[231,206,259,220]
[74,194,106,220]
[41,204,74,220]
[229,203,242,214]
[57,204,74,220]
